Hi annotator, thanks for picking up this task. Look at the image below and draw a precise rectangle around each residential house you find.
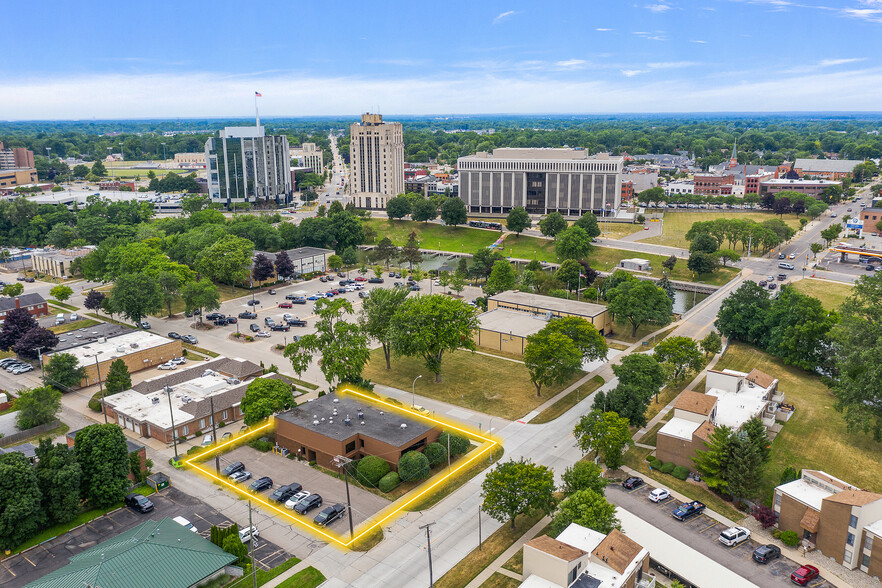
[0,293,49,322]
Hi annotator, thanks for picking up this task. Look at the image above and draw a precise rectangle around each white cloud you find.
[595,27,614,31]
[633,31,667,40]
[841,7,882,22]
[493,10,516,24]
[690,40,709,43]
[556,59,588,69]
[621,69,648,77]
[646,3,673,12]
[647,61,700,69]
[818,57,867,66]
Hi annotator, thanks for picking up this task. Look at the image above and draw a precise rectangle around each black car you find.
[271,324,290,331]
[294,493,323,514]
[246,299,260,306]
[124,493,154,513]
[223,461,245,477]
[270,483,303,503]
[320,276,328,282]
[239,311,257,319]
[291,297,306,304]
[752,544,781,564]
[225,316,238,324]
[368,277,384,283]
[410,285,421,291]
[314,503,346,526]
[167,332,181,340]
[213,318,229,326]
[622,477,645,490]
[388,272,395,277]
[249,476,273,492]
[206,312,224,321]
[285,293,299,300]
[287,318,307,327]
[249,323,260,332]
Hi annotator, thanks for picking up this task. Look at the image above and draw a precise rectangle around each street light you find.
[412,374,422,407]
[165,385,179,461]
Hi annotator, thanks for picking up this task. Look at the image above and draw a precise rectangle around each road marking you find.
[20,555,35,567]
[698,521,718,534]
[1,560,17,577]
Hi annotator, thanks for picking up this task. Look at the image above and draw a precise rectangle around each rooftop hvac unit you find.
[313,420,320,425]
[225,378,241,385]
[181,395,191,404]
[400,423,407,429]
[117,347,126,353]
[332,398,339,403]
[152,397,160,405]
[98,337,106,343]
[130,343,139,349]
[344,417,351,426]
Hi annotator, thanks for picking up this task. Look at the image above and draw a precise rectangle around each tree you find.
[182,278,221,320]
[45,353,86,390]
[72,164,90,178]
[662,255,677,271]
[810,242,824,259]
[411,198,438,223]
[399,232,423,269]
[764,287,837,372]
[687,251,718,275]
[14,327,58,359]
[727,434,764,501]
[573,410,633,469]
[424,442,447,467]
[692,425,736,492]
[389,294,479,382]
[241,378,296,425]
[773,196,792,217]
[90,160,107,177]
[251,253,275,283]
[440,197,468,227]
[49,284,74,301]
[539,212,567,237]
[73,424,130,507]
[551,489,620,536]
[1,282,24,297]
[485,260,518,296]
[398,451,431,482]
[741,416,771,464]
[555,226,592,261]
[359,286,411,370]
[481,458,556,530]
[156,270,183,318]
[84,289,106,311]
[0,307,37,351]
[751,504,779,529]
[341,247,358,266]
[105,359,132,394]
[438,431,470,456]
[386,196,412,220]
[561,461,608,497]
[657,274,675,303]
[222,534,251,568]
[606,279,672,337]
[327,254,343,271]
[195,234,253,292]
[34,439,82,525]
[506,206,531,235]
[470,248,503,281]
[715,281,771,345]
[110,273,162,326]
[15,385,61,430]
[700,331,722,358]
[285,298,370,386]
[820,223,842,246]
[654,336,703,382]
[0,452,44,550]
[524,330,582,397]
[715,249,741,266]
[690,233,719,254]
[371,237,398,267]
[595,354,666,426]
[555,259,582,291]
[181,194,211,215]
[574,212,601,239]
[274,250,295,279]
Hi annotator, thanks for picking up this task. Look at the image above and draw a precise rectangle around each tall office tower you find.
[205,126,292,207]
[457,148,624,215]
[300,143,324,172]
[349,113,404,209]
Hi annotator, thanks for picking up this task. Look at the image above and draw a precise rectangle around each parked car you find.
[622,477,644,490]
[268,289,277,295]
[69,313,78,321]
[271,324,290,332]
[388,272,395,277]
[167,332,181,339]
[0,359,19,368]
[718,526,751,547]
[648,488,670,503]
[768,283,777,290]
[264,317,275,326]
[278,302,293,308]
[358,291,368,299]
[293,493,323,514]
[758,280,767,287]
[752,544,781,564]
[778,253,786,259]
[250,323,260,332]
[230,470,252,483]
[287,318,307,327]
[239,525,260,543]
[778,274,787,281]
[320,276,328,282]
[368,277,384,283]
[314,504,346,526]
[790,565,820,585]
[285,293,300,300]
[124,493,154,513]
[290,297,307,305]
[213,318,229,326]
[225,316,238,324]
[284,490,311,509]
[201,434,214,446]
[222,461,245,477]
[354,276,367,282]
[672,500,706,521]
[205,313,224,321]
[255,331,271,338]
[307,294,322,301]
[270,483,303,503]
[239,311,257,319]
[173,516,198,533]
[140,321,151,329]
[181,335,198,344]
[410,285,421,291]
[157,362,177,370]
[249,477,273,492]
[246,299,260,306]
[171,356,186,365]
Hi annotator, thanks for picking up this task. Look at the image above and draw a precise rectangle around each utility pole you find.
[420,522,436,587]
[333,455,355,539]
[478,504,482,551]
[165,385,178,460]
[210,396,220,474]
[249,501,257,588]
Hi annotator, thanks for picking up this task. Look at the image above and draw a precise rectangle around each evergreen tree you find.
[105,359,132,394]
[727,434,764,501]
[692,425,736,492]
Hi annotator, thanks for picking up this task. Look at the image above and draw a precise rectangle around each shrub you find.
[398,451,430,482]
[752,504,779,529]
[650,459,663,470]
[772,529,782,539]
[671,466,689,480]
[248,438,273,452]
[780,530,800,547]
[378,471,401,493]
[438,431,470,456]
[308,460,316,466]
[582,287,598,301]
[194,430,202,437]
[644,454,654,462]
[779,467,800,485]
[218,421,226,427]
[356,455,390,487]
[88,396,102,412]
[424,443,447,467]
[659,462,675,474]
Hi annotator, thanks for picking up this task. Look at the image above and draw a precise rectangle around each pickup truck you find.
[672,500,706,521]
[287,318,308,327]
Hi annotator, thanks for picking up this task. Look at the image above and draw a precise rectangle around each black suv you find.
[249,476,273,492]
[622,477,645,490]
[124,493,154,513]
[368,277,384,283]
[250,323,260,332]
[239,311,257,319]
[222,461,245,477]
[270,483,303,503]
[205,312,224,321]
[314,503,346,526]
[752,544,781,564]
[294,493,323,514]
[271,324,290,331]
[213,317,229,326]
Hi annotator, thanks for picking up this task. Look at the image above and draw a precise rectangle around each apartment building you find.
[349,113,405,209]
[0,143,35,169]
[0,293,49,323]
[692,174,734,196]
[758,178,841,199]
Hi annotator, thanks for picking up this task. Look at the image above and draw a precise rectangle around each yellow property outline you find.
[184,386,501,548]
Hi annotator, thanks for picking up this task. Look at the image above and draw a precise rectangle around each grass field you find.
[531,375,605,424]
[789,278,854,311]
[480,573,521,588]
[227,557,302,588]
[362,348,585,420]
[364,218,499,254]
[635,211,805,249]
[49,318,100,334]
[275,567,326,588]
[714,342,882,501]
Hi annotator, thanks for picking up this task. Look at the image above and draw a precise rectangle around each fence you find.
[0,419,61,446]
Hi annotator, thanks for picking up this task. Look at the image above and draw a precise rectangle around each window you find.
[568,567,577,584]
[844,549,852,564]
[847,532,855,546]
[345,441,356,453]
[182,425,189,436]
[864,535,874,551]
[199,419,206,430]
[862,554,871,568]
[850,515,859,528]
[774,493,782,508]
[222,410,228,420]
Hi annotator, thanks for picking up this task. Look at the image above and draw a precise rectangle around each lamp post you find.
[412,374,422,407]
[333,455,356,539]
[165,385,179,460]
[34,346,46,380]
[161,142,167,162]
[95,352,107,423]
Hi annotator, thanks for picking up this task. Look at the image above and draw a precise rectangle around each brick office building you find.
[692,174,734,196]
[0,293,49,323]
[860,208,882,231]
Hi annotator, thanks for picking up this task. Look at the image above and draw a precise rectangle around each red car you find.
[278,302,293,308]
[790,565,819,585]
[354,277,367,282]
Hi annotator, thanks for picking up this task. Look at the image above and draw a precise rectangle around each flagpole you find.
[255,93,260,129]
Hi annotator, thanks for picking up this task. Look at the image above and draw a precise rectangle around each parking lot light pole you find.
[334,455,355,539]
[412,374,422,408]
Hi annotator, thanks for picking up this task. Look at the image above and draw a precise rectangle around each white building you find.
[663,181,694,196]
[298,143,324,172]
[457,148,624,216]
[349,113,405,209]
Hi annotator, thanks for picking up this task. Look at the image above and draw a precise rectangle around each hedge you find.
[672,466,689,480]
[438,431,470,456]
[378,471,400,493]
[659,462,675,474]
[649,459,663,470]
[356,456,390,487]
[398,451,430,483]
[780,530,800,547]
[424,443,447,467]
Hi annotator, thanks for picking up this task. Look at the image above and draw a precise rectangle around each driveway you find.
[608,482,837,588]
[0,486,292,587]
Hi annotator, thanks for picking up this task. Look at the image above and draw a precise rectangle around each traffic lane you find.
[607,483,837,588]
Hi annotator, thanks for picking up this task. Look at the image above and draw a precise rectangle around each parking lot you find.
[217,446,390,531]
[610,481,837,587]
[0,486,292,587]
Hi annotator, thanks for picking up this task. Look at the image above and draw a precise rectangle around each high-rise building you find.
[0,142,35,170]
[349,113,404,209]
[205,126,292,207]
[299,143,324,172]
[457,148,624,215]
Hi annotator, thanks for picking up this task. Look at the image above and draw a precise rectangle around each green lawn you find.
[789,279,854,311]
[363,348,585,420]
[275,567,326,588]
[49,318,101,334]
[714,342,882,502]
[364,218,500,254]
[228,557,301,588]
[531,376,605,424]
[636,211,804,249]
[480,573,521,588]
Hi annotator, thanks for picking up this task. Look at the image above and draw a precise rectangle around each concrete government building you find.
[457,148,624,216]
[205,126,292,207]
[349,113,404,209]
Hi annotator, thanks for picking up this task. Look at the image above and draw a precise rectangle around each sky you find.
[3,0,882,119]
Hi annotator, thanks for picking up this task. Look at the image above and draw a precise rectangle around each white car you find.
[173,516,198,533]
[648,488,670,503]
[255,331,271,338]
[284,490,311,509]
[69,312,79,321]
[239,525,260,543]
[157,362,177,370]
[171,356,186,365]
[201,434,214,447]
[718,526,751,547]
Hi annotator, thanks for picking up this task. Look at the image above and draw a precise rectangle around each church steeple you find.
[728,139,738,169]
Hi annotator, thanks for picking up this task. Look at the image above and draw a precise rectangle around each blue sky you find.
[4,0,882,119]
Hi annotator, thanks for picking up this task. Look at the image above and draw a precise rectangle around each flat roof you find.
[776,478,833,511]
[490,291,607,318]
[658,417,702,441]
[794,158,863,173]
[865,518,882,539]
[464,148,623,162]
[707,383,770,430]
[760,178,840,186]
[276,392,435,446]
[254,247,334,265]
[478,308,548,338]
[47,330,174,365]
[52,323,136,353]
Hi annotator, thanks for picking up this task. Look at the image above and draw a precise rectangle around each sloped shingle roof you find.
[674,390,717,417]
[592,529,643,575]
[525,535,587,562]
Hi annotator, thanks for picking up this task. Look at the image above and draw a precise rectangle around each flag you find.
[255,91,262,97]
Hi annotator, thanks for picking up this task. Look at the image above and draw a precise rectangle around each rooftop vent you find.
[360,421,365,426]
[130,343,139,349]
[313,420,320,425]
[400,423,407,429]
[151,397,160,405]
[117,347,126,353]
[344,417,351,426]
[98,337,106,343]
[333,398,339,403]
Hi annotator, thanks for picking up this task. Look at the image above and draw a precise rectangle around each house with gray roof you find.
[0,293,49,322]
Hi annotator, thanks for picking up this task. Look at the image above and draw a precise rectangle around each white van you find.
[55,313,65,325]
[778,262,795,270]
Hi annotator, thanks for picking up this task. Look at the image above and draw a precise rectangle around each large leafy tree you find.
[386,195,412,220]
[0,452,45,550]
[561,461,608,497]
[545,316,608,364]
[241,378,296,425]
[833,273,882,440]
[34,439,82,525]
[606,279,672,337]
[2,283,24,297]
[485,260,517,296]
[524,330,582,397]
[574,212,601,239]
[539,212,567,237]
[195,234,254,292]
[49,284,74,302]
[389,294,479,382]
[715,281,771,345]
[0,307,38,351]
[551,489,620,536]
[110,273,162,326]
[555,259,582,291]
[440,197,468,227]
[411,198,438,223]
[44,353,87,389]
[359,286,410,370]
[700,331,722,358]
[505,206,531,235]
[470,248,504,281]
[573,410,633,469]
[594,354,667,427]
[653,336,704,382]
[555,226,593,261]
[105,359,132,394]
[330,211,365,252]
[14,327,59,359]
[764,287,837,372]
[182,278,221,321]
[74,424,131,508]
[16,385,62,430]
[481,458,557,529]
[157,270,183,317]
[285,298,370,387]
[274,249,295,279]
[251,253,276,283]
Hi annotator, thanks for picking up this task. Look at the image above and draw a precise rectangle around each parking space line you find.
[698,521,718,534]
[0,561,16,577]
[20,555,35,567]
